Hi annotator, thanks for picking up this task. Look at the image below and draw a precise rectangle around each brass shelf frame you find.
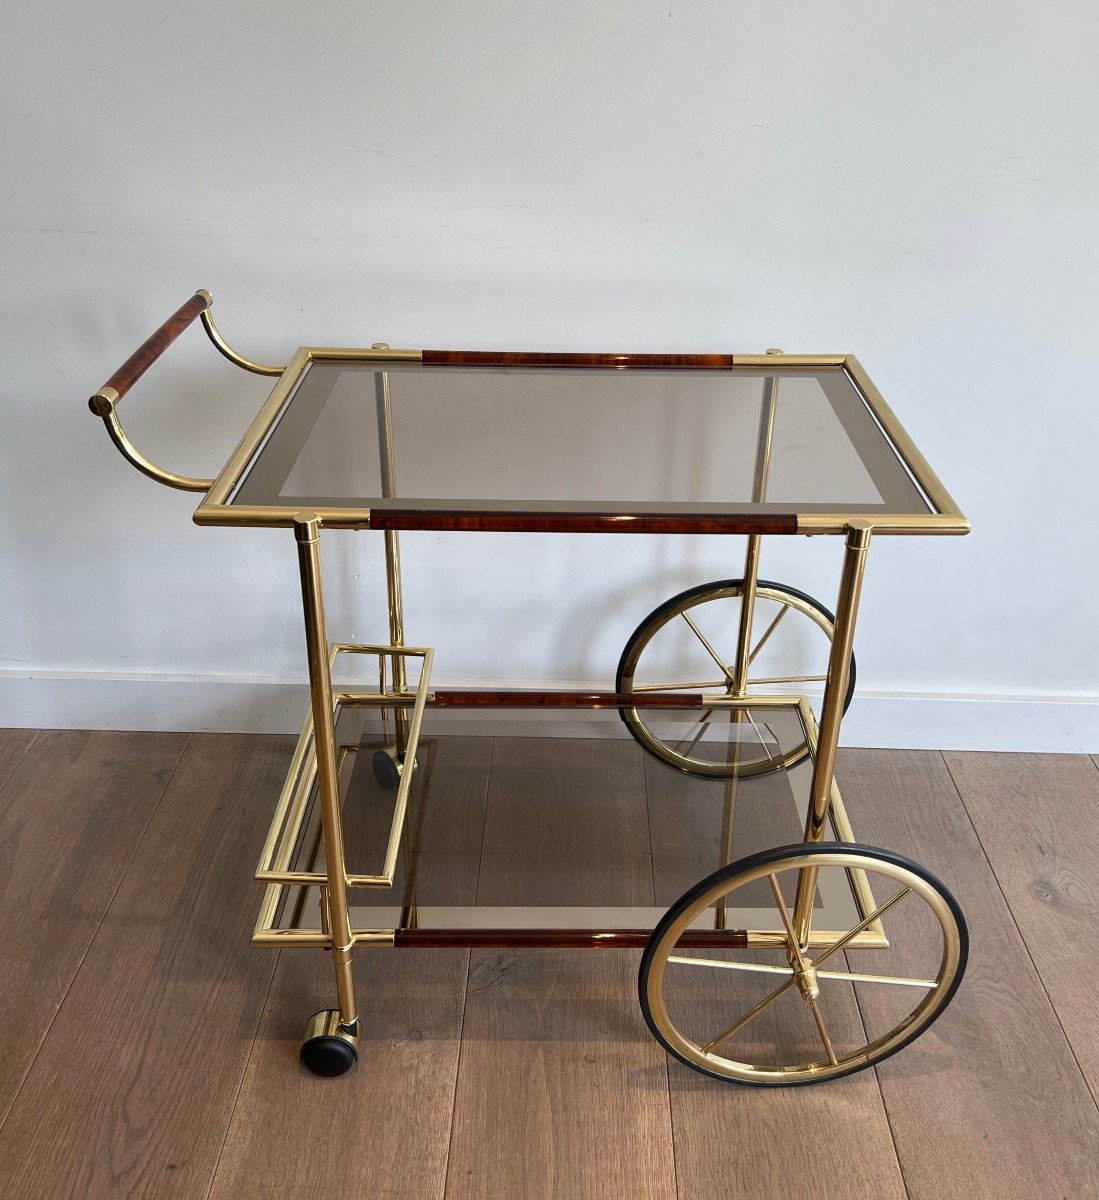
[251,691,887,953]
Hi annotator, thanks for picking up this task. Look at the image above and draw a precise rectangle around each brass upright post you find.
[731,350,781,696]
[294,512,358,1030]
[714,706,745,931]
[373,345,409,756]
[792,519,872,944]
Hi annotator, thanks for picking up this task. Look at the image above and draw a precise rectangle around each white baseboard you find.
[0,670,1097,754]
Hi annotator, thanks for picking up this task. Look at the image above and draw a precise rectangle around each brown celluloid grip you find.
[98,291,210,402]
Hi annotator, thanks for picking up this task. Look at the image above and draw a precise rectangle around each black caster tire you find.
[372,745,418,791]
[300,1010,360,1077]
[372,746,402,790]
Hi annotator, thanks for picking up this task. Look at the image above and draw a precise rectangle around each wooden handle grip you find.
[94,290,210,406]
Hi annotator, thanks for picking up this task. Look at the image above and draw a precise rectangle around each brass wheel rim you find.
[620,584,839,778]
[643,850,964,1084]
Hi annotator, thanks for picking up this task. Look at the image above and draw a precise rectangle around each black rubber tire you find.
[615,578,857,771]
[638,841,968,1087]
[372,748,401,791]
[300,1033,359,1078]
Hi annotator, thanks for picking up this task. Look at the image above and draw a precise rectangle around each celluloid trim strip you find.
[431,689,703,708]
[421,350,736,369]
[369,511,799,535]
[393,929,750,948]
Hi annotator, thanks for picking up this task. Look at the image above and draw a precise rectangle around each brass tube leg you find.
[295,512,358,1030]
[732,534,762,695]
[374,349,410,757]
[715,706,745,930]
[732,357,781,696]
[792,519,873,945]
[384,528,410,756]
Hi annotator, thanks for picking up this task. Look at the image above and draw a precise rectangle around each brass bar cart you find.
[87,291,970,1084]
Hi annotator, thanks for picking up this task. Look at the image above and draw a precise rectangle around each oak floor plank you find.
[0,733,292,1200]
[0,728,38,795]
[645,751,907,1200]
[446,948,677,1200]
[839,748,1099,1200]
[6,729,1098,1199]
[444,736,677,1200]
[0,729,189,1128]
[209,735,492,1200]
[210,946,470,1200]
[944,751,1099,1106]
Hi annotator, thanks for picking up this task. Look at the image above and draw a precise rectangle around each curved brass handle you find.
[199,299,284,376]
[92,404,215,492]
[87,290,288,493]
[88,291,216,492]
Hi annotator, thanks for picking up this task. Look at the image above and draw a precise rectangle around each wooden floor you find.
[0,729,1096,1198]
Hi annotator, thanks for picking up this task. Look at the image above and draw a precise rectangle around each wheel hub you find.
[793,961,821,1002]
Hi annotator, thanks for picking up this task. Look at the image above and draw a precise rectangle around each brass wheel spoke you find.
[747,674,828,686]
[666,956,936,989]
[667,956,793,977]
[744,709,777,764]
[747,603,790,667]
[819,968,938,989]
[680,612,734,683]
[632,679,728,693]
[767,873,806,964]
[813,887,912,971]
[681,710,714,757]
[701,977,797,1055]
[808,998,839,1065]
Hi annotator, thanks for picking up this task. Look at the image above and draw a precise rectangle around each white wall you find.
[2,1,1097,749]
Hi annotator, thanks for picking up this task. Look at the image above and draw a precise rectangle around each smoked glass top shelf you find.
[194,349,968,536]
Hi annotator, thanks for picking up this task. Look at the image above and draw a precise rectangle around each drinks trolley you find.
[87,290,971,1085]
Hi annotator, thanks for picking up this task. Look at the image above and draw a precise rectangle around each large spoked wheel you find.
[640,842,967,1086]
[617,579,856,777]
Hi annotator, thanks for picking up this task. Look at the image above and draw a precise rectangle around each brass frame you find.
[190,347,969,536]
[83,295,970,1080]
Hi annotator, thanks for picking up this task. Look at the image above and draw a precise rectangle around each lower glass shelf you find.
[254,661,884,951]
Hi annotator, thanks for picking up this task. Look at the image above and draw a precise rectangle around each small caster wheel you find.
[300,1010,359,1077]
[372,744,417,791]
